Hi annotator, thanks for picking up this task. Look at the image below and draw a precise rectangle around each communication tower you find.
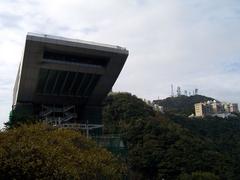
[177,86,181,96]
[195,89,198,95]
[171,84,174,97]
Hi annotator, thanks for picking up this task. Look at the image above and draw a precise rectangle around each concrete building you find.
[221,102,239,113]
[229,103,239,113]
[13,33,128,134]
[194,103,205,117]
[210,100,224,114]
[195,102,212,117]
[194,100,239,118]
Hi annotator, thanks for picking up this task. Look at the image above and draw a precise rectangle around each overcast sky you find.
[1,0,240,128]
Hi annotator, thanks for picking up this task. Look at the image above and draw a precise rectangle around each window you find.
[43,51,109,67]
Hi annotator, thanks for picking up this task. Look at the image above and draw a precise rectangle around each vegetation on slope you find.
[153,95,214,115]
[125,116,227,179]
[0,123,125,179]
[170,114,240,180]
[102,92,235,179]
[102,92,155,134]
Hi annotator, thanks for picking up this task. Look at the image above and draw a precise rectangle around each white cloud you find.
[1,0,240,127]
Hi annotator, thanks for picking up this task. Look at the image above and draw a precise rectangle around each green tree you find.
[0,123,125,179]
[6,105,36,129]
[170,114,240,179]
[125,117,229,179]
[102,92,155,134]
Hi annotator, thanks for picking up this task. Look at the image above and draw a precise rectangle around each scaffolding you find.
[40,104,103,137]
[39,104,127,164]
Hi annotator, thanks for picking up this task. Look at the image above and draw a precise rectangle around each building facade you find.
[194,100,239,118]
[13,33,128,134]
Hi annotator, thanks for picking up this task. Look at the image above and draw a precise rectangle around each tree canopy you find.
[125,117,227,179]
[0,123,125,179]
[102,92,155,134]
[102,92,239,179]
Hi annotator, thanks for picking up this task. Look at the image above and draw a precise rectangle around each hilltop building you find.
[12,33,128,135]
[145,100,164,113]
[194,100,239,118]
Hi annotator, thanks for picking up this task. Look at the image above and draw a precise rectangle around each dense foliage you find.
[102,92,240,179]
[102,92,155,134]
[0,124,125,179]
[153,95,214,115]
[125,117,226,179]
[171,114,240,180]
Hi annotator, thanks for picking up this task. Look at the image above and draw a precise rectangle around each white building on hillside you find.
[194,100,239,118]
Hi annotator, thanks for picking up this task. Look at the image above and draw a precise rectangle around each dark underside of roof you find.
[36,68,100,98]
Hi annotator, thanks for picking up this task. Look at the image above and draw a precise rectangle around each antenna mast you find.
[171,84,174,97]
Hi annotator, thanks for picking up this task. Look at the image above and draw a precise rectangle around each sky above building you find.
[1,0,240,128]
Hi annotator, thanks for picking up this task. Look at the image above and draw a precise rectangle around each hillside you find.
[153,95,215,115]
[102,92,240,179]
